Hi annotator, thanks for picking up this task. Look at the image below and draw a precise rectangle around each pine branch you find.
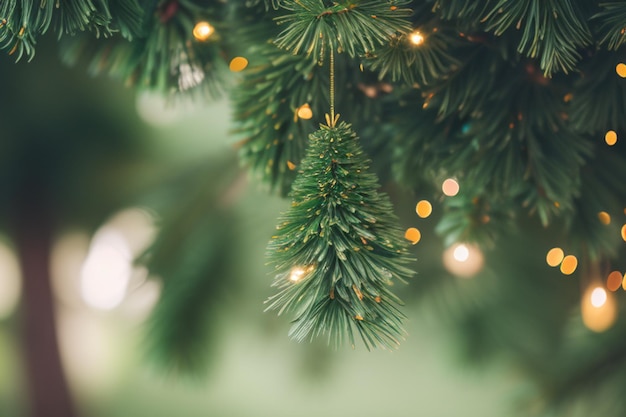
[266,121,414,349]
[274,0,412,61]
[593,2,626,50]
[480,0,592,76]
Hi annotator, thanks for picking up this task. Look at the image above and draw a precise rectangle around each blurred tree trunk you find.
[13,180,77,417]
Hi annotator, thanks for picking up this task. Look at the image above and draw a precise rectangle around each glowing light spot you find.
[582,285,617,332]
[409,30,425,46]
[621,224,626,241]
[415,200,432,218]
[605,130,618,146]
[606,271,623,292]
[0,239,21,319]
[453,244,469,262]
[287,161,296,170]
[404,227,421,245]
[616,63,626,78]
[442,178,460,196]
[297,103,313,120]
[598,211,611,225]
[591,287,607,308]
[192,21,214,41]
[443,243,484,278]
[80,229,132,310]
[546,247,564,267]
[289,267,306,282]
[229,56,249,72]
[560,255,578,275]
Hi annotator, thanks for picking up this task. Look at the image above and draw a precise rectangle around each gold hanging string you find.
[325,45,340,128]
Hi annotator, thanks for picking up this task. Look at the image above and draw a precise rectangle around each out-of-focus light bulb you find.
[0,239,21,319]
[229,57,249,72]
[289,267,306,282]
[616,63,626,78]
[404,227,421,245]
[605,130,618,146]
[590,287,607,308]
[606,271,623,292]
[598,211,611,225]
[193,21,214,41]
[415,200,432,218]
[582,284,617,332]
[443,243,484,278]
[409,30,425,46]
[560,255,578,275]
[297,103,313,120]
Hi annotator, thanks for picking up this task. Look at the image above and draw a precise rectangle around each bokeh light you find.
[297,103,313,120]
[598,211,611,225]
[560,255,578,275]
[442,178,460,197]
[546,247,564,267]
[582,285,617,332]
[229,57,249,72]
[416,200,433,218]
[409,30,425,46]
[607,271,623,292]
[616,63,626,78]
[192,21,214,41]
[605,130,618,146]
[443,243,484,278]
[404,227,421,245]
[621,224,626,241]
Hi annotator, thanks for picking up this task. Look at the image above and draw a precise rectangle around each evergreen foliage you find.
[266,121,414,349]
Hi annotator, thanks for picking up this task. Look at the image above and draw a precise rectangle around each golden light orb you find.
[582,285,617,332]
[229,56,249,72]
[621,224,626,241]
[442,243,484,278]
[297,103,313,120]
[606,271,623,292]
[546,247,564,267]
[404,227,421,245]
[192,21,214,41]
[605,130,618,146]
[560,255,578,275]
[409,30,425,46]
[616,63,626,78]
[415,200,433,218]
[442,178,460,197]
[598,211,611,225]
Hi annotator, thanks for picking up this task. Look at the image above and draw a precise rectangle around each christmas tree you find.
[2,0,626,416]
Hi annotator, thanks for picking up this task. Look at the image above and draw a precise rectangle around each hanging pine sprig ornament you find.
[266,2,415,348]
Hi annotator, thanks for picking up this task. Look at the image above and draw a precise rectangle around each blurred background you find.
[1,36,625,417]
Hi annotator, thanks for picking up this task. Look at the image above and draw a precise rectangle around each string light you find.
[229,57,249,72]
[443,243,484,278]
[598,211,611,225]
[442,178,460,196]
[297,103,313,120]
[560,255,578,275]
[415,200,432,218]
[622,224,626,241]
[404,227,421,245]
[606,271,623,292]
[605,130,618,146]
[409,30,425,46]
[192,21,214,41]
[289,265,314,282]
[546,247,565,267]
[616,63,626,78]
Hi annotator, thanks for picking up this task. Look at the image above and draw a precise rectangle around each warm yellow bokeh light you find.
[409,30,425,46]
[192,21,214,41]
[442,178,460,196]
[416,200,433,218]
[404,227,421,244]
[598,211,611,225]
[582,285,617,332]
[621,224,626,241]
[297,103,313,120]
[606,271,623,292]
[229,56,249,72]
[560,255,578,275]
[442,243,484,278]
[289,267,306,282]
[546,247,565,267]
[605,130,618,146]
[616,63,626,78]
[590,287,608,308]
